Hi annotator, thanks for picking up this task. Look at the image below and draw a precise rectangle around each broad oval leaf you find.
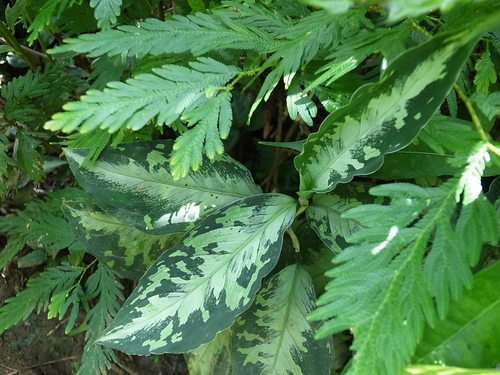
[231,264,333,375]
[63,202,181,280]
[97,193,297,354]
[413,261,500,368]
[294,12,500,196]
[306,194,363,252]
[65,140,261,235]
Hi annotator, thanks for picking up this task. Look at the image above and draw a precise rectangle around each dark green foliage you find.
[0,1,499,375]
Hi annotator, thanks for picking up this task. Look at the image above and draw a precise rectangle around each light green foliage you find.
[304,0,479,21]
[413,261,500,368]
[232,264,333,375]
[63,201,181,279]
[402,365,500,375]
[64,140,261,235]
[78,263,123,375]
[474,49,497,93]
[472,91,500,119]
[97,194,296,354]
[0,266,83,334]
[90,0,122,29]
[294,12,500,196]
[0,188,84,267]
[186,329,232,375]
[309,144,498,375]
[46,58,240,178]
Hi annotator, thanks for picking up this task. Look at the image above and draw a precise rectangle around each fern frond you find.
[45,58,240,179]
[310,143,498,375]
[90,0,122,29]
[0,188,84,267]
[471,91,500,120]
[27,0,79,43]
[51,3,284,58]
[78,263,123,375]
[474,48,497,93]
[0,266,83,334]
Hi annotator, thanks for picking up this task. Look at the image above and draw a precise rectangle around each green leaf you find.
[64,140,261,235]
[413,262,500,368]
[186,329,232,375]
[90,0,122,29]
[97,193,296,354]
[16,131,44,181]
[294,12,500,197]
[474,49,497,93]
[0,134,9,195]
[63,201,181,279]
[0,266,83,334]
[17,250,48,268]
[310,144,497,375]
[306,194,363,252]
[232,264,333,375]
[472,91,500,120]
[402,365,500,375]
[78,263,123,375]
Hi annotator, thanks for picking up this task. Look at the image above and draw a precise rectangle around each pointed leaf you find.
[63,202,181,280]
[306,194,363,252]
[413,261,500,368]
[232,264,333,375]
[97,193,296,354]
[65,140,261,235]
[295,13,500,196]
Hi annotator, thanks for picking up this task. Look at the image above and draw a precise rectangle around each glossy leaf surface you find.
[65,140,261,235]
[97,194,296,354]
[232,264,333,375]
[413,261,500,368]
[295,13,500,196]
[63,202,181,280]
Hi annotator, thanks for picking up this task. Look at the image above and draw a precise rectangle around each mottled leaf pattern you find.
[306,194,363,252]
[402,365,500,375]
[232,264,333,375]
[63,202,181,280]
[295,14,500,196]
[186,329,232,375]
[65,140,261,235]
[97,194,296,354]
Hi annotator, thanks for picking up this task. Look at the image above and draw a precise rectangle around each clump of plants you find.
[0,0,499,374]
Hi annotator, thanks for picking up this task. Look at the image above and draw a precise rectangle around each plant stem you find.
[407,17,432,38]
[286,227,301,253]
[453,83,500,156]
[0,21,37,70]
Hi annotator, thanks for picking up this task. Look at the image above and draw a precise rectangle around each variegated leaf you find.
[97,193,297,354]
[186,328,232,375]
[232,264,333,375]
[65,140,261,235]
[306,194,363,252]
[63,202,181,280]
[295,13,500,196]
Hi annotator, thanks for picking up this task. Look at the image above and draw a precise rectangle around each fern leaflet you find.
[78,263,123,375]
[0,266,83,334]
[45,57,240,179]
[310,143,498,375]
[90,0,122,29]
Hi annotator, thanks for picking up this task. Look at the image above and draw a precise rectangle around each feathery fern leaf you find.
[471,91,500,120]
[0,266,83,334]
[310,143,498,375]
[27,0,79,43]
[45,58,240,178]
[50,3,283,58]
[0,188,84,267]
[90,0,122,29]
[474,49,497,93]
[78,263,123,375]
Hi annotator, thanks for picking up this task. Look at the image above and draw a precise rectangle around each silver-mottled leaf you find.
[65,140,261,235]
[186,329,232,375]
[63,202,181,280]
[232,264,333,375]
[295,12,500,197]
[97,193,296,354]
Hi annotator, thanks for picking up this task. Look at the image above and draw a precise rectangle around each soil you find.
[0,265,188,375]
